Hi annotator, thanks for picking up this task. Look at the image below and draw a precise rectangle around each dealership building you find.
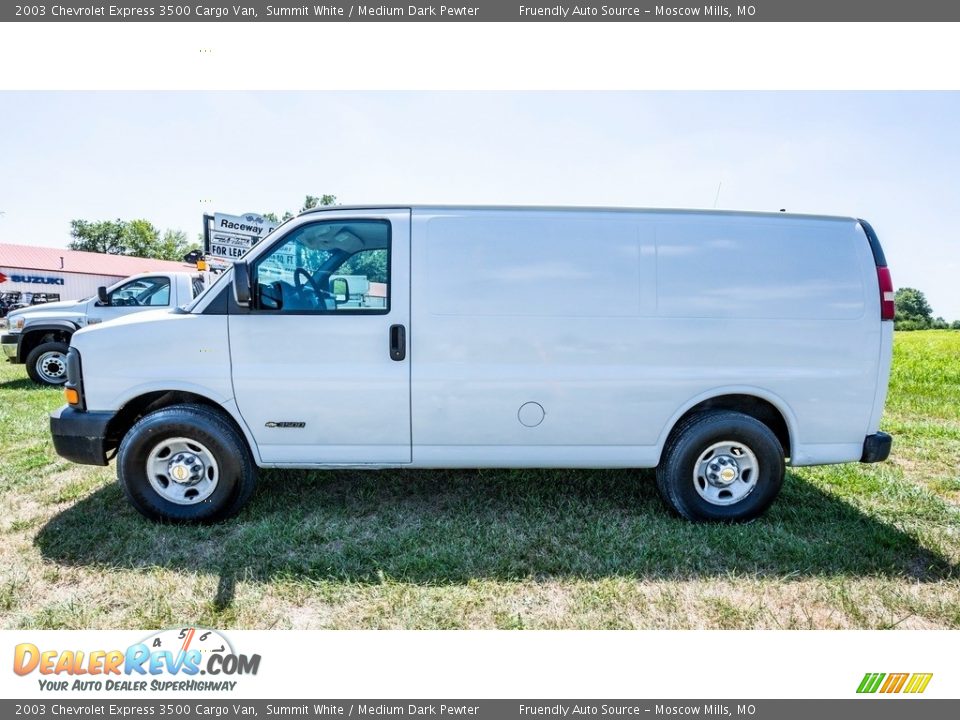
[0,242,195,304]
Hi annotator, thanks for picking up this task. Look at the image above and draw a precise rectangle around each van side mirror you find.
[96,286,110,306]
[331,277,350,303]
[233,261,252,307]
[260,281,284,310]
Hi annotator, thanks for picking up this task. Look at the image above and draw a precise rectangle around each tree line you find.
[66,195,338,262]
[68,219,198,262]
[894,288,959,330]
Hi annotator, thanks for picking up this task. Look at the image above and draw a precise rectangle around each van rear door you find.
[228,209,411,465]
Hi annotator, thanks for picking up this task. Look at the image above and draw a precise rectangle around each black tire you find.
[25,341,70,386]
[656,410,784,522]
[117,404,257,523]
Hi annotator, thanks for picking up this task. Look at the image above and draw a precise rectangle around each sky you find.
[0,91,957,319]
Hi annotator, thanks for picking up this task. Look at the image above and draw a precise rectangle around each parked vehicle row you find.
[0,291,61,320]
[2,272,204,385]
[41,205,894,524]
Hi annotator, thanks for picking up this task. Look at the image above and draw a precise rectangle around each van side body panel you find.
[73,311,235,412]
[410,208,882,468]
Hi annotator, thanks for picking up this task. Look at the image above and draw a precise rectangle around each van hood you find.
[72,307,178,336]
[69,307,232,412]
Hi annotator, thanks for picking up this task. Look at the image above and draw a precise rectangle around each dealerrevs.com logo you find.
[13,627,261,693]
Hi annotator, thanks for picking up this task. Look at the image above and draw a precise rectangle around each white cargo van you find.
[49,206,894,523]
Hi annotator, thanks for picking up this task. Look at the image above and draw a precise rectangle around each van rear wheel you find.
[117,404,256,523]
[656,410,784,522]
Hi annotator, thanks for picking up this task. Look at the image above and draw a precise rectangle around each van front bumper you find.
[49,405,113,466]
[860,432,893,463]
[1,334,19,361]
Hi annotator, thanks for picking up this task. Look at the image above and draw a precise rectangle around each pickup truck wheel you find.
[117,404,256,523]
[25,341,70,386]
[656,410,784,522]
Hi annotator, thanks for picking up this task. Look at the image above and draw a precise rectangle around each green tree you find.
[339,249,388,283]
[160,229,199,261]
[305,194,337,210]
[69,218,195,261]
[951,320,960,330]
[265,194,338,223]
[896,319,925,331]
[68,219,128,255]
[124,219,162,258]
[894,287,933,329]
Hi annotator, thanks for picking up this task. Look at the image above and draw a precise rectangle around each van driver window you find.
[252,220,390,314]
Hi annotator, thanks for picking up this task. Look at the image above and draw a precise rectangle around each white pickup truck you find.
[2,271,204,385]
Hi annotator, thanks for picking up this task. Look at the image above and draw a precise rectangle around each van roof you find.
[299,205,859,223]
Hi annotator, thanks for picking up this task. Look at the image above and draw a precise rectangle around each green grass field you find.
[1,331,958,629]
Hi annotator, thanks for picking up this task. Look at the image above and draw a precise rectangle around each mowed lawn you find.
[1,332,958,629]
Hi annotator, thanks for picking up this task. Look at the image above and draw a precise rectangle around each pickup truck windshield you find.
[182,268,229,312]
[109,277,170,307]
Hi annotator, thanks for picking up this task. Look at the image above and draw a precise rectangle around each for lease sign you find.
[208,212,277,266]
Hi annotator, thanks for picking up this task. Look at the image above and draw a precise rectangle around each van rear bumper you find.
[50,405,112,466]
[860,432,892,463]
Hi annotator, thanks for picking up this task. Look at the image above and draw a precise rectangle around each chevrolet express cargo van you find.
[49,206,894,523]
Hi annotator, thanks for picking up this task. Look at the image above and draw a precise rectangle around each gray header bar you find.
[1,701,958,720]
[5,1,960,22]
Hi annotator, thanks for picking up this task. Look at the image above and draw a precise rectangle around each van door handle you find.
[389,324,406,361]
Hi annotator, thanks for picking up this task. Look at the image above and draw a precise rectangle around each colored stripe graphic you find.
[857,673,885,693]
[857,672,932,694]
[880,673,909,693]
[904,673,933,694]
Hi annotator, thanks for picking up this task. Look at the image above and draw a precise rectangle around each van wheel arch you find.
[663,394,792,461]
[106,391,251,459]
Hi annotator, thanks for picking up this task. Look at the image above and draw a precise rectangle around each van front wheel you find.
[117,404,256,523]
[656,411,784,522]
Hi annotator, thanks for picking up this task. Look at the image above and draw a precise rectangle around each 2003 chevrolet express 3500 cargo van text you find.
[49,206,895,523]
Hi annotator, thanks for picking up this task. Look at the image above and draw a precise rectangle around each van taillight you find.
[877,266,895,321]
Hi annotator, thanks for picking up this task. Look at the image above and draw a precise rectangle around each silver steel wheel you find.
[693,440,759,506]
[36,351,67,383]
[146,437,219,506]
